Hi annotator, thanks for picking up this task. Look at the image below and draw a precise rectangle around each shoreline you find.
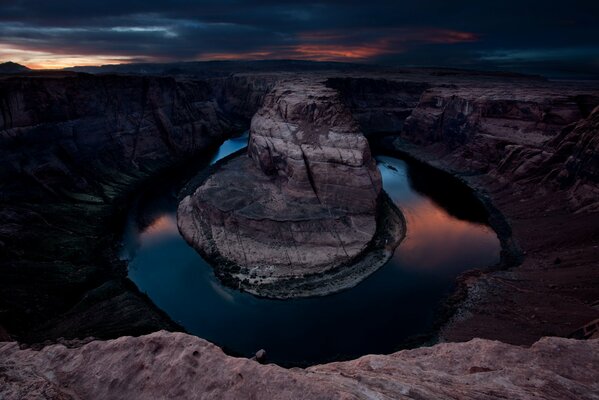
[371,134,599,346]
[177,151,407,299]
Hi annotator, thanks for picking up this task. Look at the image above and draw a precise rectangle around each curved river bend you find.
[121,133,500,367]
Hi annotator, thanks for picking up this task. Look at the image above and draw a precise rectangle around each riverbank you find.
[378,134,599,345]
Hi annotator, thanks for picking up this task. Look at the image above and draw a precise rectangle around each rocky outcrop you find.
[178,78,404,298]
[318,71,599,347]
[0,72,275,342]
[540,106,599,212]
[401,84,599,173]
[1,331,598,400]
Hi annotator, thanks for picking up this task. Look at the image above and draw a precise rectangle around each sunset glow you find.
[0,1,596,77]
[0,45,135,69]
[1,24,479,69]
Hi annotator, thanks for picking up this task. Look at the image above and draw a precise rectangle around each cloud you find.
[0,0,597,77]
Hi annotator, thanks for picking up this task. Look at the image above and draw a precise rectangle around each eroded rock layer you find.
[0,71,276,341]
[178,79,402,297]
[1,331,598,400]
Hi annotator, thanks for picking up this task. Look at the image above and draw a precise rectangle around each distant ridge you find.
[0,61,30,73]
[63,60,555,80]
[65,59,382,77]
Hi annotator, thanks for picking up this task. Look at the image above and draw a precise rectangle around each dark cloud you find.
[0,0,597,77]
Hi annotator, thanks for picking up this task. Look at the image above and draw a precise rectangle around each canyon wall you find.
[327,77,430,134]
[355,76,599,345]
[0,72,274,342]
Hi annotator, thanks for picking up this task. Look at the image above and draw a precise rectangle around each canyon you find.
[1,62,599,398]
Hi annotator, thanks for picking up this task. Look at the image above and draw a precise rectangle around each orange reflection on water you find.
[396,198,499,270]
[142,214,179,239]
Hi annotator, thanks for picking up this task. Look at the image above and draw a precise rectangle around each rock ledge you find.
[1,331,598,400]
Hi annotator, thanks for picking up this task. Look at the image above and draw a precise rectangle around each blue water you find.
[123,134,500,366]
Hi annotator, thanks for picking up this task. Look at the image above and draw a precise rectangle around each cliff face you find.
[1,331,598,400]
[392,84,598,177]
[327,77,430,134]
[403,86,585,148]
[323,72,599,345]
[370,79,599,345]
[0,73,274,341]
[247,79,381,213]
[178,78,403,298]
[540,106,599,212]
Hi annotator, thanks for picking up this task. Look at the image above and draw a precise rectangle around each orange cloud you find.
[196,44,392,62]
[198,51,275,61]
[1,27,479,68]
[291,43,392,60]
[282,28,478,61]
[416,29,479,44]
[299,27,479,45]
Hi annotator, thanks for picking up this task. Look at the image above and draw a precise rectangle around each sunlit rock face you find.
[178,79,396,298]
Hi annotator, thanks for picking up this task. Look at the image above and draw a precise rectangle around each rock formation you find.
[1,331,598,400]
[0,71,274,342]
[178,78,405,298]
[541,105,599,212]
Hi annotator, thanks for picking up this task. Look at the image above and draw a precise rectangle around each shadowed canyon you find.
[1,61,599,399]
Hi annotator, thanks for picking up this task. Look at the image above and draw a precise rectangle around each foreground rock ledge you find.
[1,331,598,400]
[178,78,405,298]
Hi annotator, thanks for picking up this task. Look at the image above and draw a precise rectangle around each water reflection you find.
[208,132,250,164]
[123,141,500,367]
[378,156,499,273]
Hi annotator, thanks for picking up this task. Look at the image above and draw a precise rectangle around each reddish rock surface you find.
[1,331,598,400]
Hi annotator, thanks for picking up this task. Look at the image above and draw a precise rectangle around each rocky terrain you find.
[178,78,405,297]
[1,331,598,399]
[0,70,276,342]
[325,70,599,343]
[1,62,599,398]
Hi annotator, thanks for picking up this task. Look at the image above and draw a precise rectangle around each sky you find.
[0,0,598,77]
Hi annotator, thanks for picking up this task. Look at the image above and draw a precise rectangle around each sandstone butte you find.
[177,78,405,298]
